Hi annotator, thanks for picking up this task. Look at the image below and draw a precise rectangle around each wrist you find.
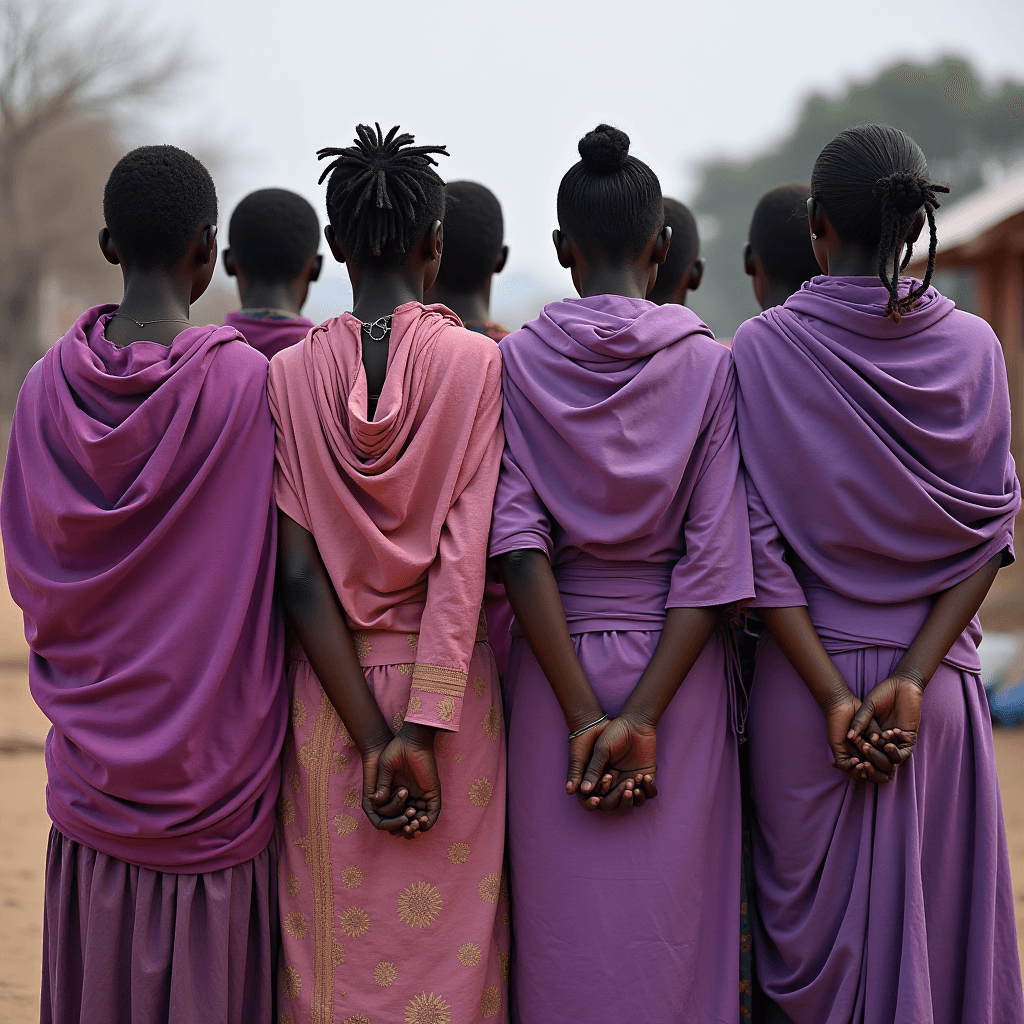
[565,706,606,735]
[620,700,659,730]
[399,721,437,748]
[354,715,395,757]
[893,663,928,690]
[816,683,855,716]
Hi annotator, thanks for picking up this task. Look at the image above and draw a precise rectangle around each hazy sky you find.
[89,0,1024,321]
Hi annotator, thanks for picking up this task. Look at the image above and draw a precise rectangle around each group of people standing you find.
[2,116,1021,1024]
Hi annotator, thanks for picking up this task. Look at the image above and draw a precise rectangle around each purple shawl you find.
[733,275,1019,618]
[490,294,754,611]
[223,310,314,361]
[2,305,286,873]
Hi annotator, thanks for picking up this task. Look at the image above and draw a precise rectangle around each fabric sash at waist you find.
[515,557,673,637]
[796,563,981,674]
[288,609,489,668]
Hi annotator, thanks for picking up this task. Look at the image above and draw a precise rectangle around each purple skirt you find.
[40,828,278,1024]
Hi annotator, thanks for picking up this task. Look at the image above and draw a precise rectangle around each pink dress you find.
[267,302,509,1024]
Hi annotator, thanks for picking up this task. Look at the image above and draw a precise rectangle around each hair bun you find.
[578,124,630,174]
[874,170,929,214]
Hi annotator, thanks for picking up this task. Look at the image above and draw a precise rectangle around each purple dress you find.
[732,276,1023,1024]
[2,306,287,1023]
[490,295,755,1024]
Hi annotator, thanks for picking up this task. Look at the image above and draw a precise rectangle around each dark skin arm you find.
[761,606,896,783]
[277,512,441,837]
[579,606,720,812]
[849,551,1004,763]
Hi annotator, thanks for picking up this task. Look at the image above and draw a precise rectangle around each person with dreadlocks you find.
[223,188,322,359]
[268,124,508,1023]
[732,123,1023,1023]
[490,124,755,1023]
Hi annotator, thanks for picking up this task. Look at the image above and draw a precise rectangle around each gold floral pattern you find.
[374,961,398,988]
[405,992,451,1024]
[468,778,493,807]
[498,951,510,984]
[407,633,419,650]
[279,1014,294,1024]
[338,907,370,937]
[290,772,301,793]
[353,632,371,659]
[392,709,405,732]
[457,942,481,966]
[286,873,301,898]
[342,865,364,889]
[478,873,501,904]
[396,663,413,675]
[481,986,501,1018]
[473,676,486,697]
[344,786,360,808]
[454,753,462,763]
[282,965,302,1000]
[284,910,309,939]
[343,1017,371,1024]
[408,694,422,714]
[397,881,443,928]
[278,797,296,827]
[333,751,351,773]
[292,698,307,728]
[333,939,346,966]
[437,696,456,723]
[483,706,500,741]
[334,813,359,837]
[447,842,469,865]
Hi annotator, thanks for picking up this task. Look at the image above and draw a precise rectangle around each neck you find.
[238,280,304,316]
[350,269,423,323]
[117,271,192,323]
[764,281,800,309]
[577,265,648,300]
[424,281,491,323]
[825,241,886,278]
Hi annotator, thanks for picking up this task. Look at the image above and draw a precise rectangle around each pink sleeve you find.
[405,355,505,732]
[267,359,311,531]
[668,363,755,608]
[745,469,807,608]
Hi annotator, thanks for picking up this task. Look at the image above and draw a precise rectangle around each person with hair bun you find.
[491,124,755,1023]
[269,124,508,1023]
[732,123,1023,1023]
[223,188,322,359]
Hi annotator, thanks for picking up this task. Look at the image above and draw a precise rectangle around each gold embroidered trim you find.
[306,693,340,1024]
[411,664,467,698]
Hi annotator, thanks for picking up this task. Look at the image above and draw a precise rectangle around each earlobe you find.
[494,244,509,275]
[311,254,324,282]
[223,248,237,277]
[98,227,120,266]
[552,229,574,269]
[652,225,672,266]
[325,224,346,264]
[689,259,705,291]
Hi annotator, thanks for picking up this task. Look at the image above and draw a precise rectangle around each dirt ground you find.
[1,571,1023,1022]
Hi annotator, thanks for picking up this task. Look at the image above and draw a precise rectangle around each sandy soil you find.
[1,569,1023,1022]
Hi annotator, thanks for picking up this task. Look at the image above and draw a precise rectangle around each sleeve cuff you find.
[404,664,469,732]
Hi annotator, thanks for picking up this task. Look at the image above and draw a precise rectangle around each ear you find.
[199,222,218,265]
[494,244,509,275]
[553,229,574,269]
[222,247,237,278]
[427,220,443,262]
[325,224,346,264]
[743,243,756,278]
[688,258,705,292]
[807,197,827,239]
[98,227,120,266]
[310,253,324,282]
[905,209,926,245]
[652,225,672,266]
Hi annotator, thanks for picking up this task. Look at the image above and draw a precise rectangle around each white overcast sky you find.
[89,0,1024,320]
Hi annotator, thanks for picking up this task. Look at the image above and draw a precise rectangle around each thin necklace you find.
[110,312,192,328]
[360,315,392,342]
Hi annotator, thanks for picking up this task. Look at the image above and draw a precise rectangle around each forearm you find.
[499,549,603,730]
[895,552,1003,687]
[622,607,720,726]
[761,605,851,712]
[278,513,392,752]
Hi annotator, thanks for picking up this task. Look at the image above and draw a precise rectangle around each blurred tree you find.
[688,58,1024,338]
[0,0,184,419]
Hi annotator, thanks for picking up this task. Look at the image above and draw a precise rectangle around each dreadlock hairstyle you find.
[317,124,448,265]
[557,124,663,260]
[810,124,950,323]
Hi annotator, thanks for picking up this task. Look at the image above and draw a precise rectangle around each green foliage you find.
[688,57,1024,337]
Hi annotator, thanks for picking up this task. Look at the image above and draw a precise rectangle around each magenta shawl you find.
[268,302,503,732]
[224,310,314,361]
[490,294,754,611]
[733,276,1019,647]
[2,305,286,872]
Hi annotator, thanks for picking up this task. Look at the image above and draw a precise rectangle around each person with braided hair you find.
[732,123,1023,1023]
[491,124,755,1023]
[268,123,508,1023]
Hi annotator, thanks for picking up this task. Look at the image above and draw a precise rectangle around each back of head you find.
[317,123,448,267]
[228,188,319,283]
[557,124,662,260]
[811,123,950,321]
[648,197,699,303]
[436,181,504,292]
[748,183,820,289]
[103,145,217,270]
